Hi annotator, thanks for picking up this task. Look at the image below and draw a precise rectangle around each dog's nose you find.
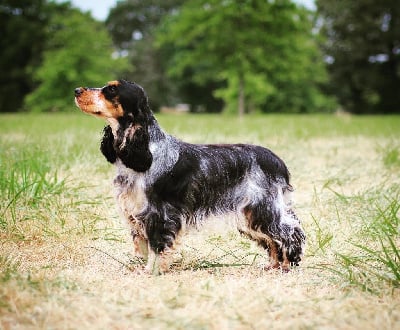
[74,87,85,96]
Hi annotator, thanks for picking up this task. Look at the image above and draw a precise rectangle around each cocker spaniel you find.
[74,80,305,274]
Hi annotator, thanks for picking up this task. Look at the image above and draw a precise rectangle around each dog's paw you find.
[286,226,306,264]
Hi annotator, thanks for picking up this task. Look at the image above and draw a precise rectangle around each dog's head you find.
[75,80,154,172]
[74,80,149,121]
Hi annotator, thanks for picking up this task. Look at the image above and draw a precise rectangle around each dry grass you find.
[1,113,399,329]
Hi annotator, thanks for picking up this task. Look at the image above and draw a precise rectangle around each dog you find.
[74,79,305,274]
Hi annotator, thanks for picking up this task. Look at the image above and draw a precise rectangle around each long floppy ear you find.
[100,125,117,164]
[116,125,153,172]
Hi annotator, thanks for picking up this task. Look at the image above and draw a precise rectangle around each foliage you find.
[156,0,334,114]
[316,0,400,113]
[24,5,129,112]
[1,1,130,113]
[0,0,49,112]
[106,0,187,110]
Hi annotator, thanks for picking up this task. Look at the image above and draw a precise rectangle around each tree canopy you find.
[106,0,190,110]
[317,0,400,113]
[1,0,129,113]
[0,0,49,112]
[2,0,399,114]
[156,0,333,114]
[25,4,129,112]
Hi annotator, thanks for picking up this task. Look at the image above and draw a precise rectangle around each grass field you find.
[1,112,399,329]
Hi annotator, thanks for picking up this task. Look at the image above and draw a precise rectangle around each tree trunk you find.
[238,74,245,117]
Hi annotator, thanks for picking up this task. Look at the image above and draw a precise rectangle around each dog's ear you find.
[116,125,153,172]
[118,80,152,122]
[100,125,117,164]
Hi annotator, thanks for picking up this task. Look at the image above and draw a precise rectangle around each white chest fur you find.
[113,160,148,223]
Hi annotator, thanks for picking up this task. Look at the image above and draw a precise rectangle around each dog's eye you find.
[108,85,118,95]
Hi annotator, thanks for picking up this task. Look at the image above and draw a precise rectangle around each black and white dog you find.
[75,80,305,274]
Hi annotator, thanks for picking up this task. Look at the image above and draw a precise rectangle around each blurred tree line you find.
[317,0,400,114]
[0,0,128,112]
[1,0,399,114]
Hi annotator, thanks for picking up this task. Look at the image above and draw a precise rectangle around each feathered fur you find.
[75,79,306,274]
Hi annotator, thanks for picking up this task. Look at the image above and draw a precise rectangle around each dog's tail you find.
[253,145,291,187]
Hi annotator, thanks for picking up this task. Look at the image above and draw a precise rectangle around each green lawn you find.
[1,113,399,329]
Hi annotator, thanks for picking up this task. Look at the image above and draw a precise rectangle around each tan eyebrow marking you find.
[107,80,120,86]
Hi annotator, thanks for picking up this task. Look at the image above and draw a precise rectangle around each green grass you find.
[0,114,120,240]
[0,112,399,329]
[0,147,64,227]
[317,189,400,293]
[158,113,400,141]
[4,111,397,138]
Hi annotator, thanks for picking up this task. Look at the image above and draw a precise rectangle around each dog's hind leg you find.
[241,185,305,271]
[239,205,283,269]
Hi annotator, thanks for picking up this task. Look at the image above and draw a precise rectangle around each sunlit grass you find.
[0,147,64,226]
[0,112,399,329]
[314,187,400,293]
[0,114,119,241]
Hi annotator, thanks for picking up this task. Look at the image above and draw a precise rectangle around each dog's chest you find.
[113,166,147,220]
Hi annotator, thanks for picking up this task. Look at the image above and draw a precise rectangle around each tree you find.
[317,0,400,113]
[25,5,129,112]
[106,0,186,110]
[0,0,49,112]
[157,0,333,114]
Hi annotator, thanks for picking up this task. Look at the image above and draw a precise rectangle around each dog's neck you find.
[106,115,166,142]
[107,118,120,137]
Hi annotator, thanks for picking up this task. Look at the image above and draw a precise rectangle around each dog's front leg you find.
[145,246,178,275]
[142,208,182,275]
[145,249,161,275]
[130,230,149,260]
